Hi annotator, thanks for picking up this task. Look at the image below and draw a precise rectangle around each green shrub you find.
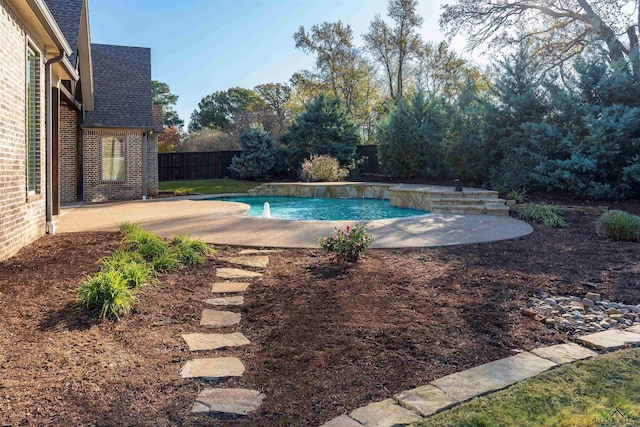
[228,125,276,180]
[319,224,373,262]
[506,188,527,204]
[123,229,169,258]
[76,270,135,320]
[516,203,567,228]
[597,210,640,241]
[300,154,350,182]
[100,250,151,289]
[170,234,214,266]
[170,235,213,255]
[118,222,140,235]
[150,253,180,273]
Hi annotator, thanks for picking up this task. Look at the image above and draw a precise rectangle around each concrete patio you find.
[55,196,533,248]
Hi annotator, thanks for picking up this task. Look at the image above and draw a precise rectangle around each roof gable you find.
[83,43,153,129]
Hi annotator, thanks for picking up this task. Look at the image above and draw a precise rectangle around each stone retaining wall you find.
[250,183,510,216]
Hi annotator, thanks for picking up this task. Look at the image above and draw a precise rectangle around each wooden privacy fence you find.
[157,145,380,181]
[158,151,241,181]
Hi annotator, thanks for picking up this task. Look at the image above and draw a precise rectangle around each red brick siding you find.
[0,0,47,261]
[59,103,78,202]
[83,128,160,201]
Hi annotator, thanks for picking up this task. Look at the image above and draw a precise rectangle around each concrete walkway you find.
[56,197,533,248]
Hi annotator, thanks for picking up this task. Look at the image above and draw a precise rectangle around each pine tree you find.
[228,125,276,180]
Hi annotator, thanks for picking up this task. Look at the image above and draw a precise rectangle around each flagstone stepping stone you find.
[576,329,640,351]
[349,398,422,426]
[180,357,245,379]
[182,332,250,351]
[217,268,263,279]
[628,325,640,334]
[204,296,244,306]
[430,352,557,403]
[239,249,283,255]
[220,256,269,268]
[320,415,363,427]
[200,309,241,327]
[192,388,264,415]
[211,282,249,293]
[394,384,458,417]
[531,343,597,364]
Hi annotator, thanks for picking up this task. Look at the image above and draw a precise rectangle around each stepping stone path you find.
[181,254,270,418]
[220,256,270,268]
[200,309,241,327]
[216,268,263,279]
[192,388,265,415]
[211,282,250,293]
[182,332,250,351]
[204,296,244,306]
[180,357,245,379]
[239,249,283,255]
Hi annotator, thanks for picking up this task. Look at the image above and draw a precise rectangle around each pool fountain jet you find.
[263,202,271,218]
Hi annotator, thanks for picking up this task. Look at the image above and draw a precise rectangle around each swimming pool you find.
[213,196,429,221]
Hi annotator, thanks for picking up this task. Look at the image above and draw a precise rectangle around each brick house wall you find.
[0,0,47,261]
[146,134,158,196]
[59,103,78,202]
[83,128,160,201]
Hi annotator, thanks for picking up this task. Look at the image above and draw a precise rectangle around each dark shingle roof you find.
[44,0,82,66]
[83,44,153,129]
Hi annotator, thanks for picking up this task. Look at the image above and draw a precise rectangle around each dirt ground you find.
[0,194,639,426]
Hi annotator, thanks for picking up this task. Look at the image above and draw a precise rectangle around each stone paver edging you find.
[320,330,640,426]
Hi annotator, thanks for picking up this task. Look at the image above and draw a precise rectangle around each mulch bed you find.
[1,195,639,426]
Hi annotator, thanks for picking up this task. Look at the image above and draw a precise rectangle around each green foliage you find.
[597,210,640,242]
[152,80,183,128]
[229,125,277,180]
[506,188,527,204]
[118,222,140,235]
[516,204,567,228]
[300,154,350,182]
[377,90,445,178]
[319,224,373,262]
[76,270,135,320]
[279,93,360,172]
[170,234,214,266]
[531,57,640,200]
[100,252,152,289]
[150,253,180,273]
[188,87,265,134]
[123,229,169,258]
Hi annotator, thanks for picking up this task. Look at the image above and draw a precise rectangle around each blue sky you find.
[88,0,456,127]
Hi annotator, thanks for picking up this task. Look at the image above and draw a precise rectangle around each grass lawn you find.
[413,348,640,427]
[158,178,262,195]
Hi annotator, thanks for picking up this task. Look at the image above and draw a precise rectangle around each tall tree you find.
[279,93,360,171]
[440,0,640,73]
[364,0,424,100]
[151,80,184,128]
[254,82,292,136]
[188,87,265,134]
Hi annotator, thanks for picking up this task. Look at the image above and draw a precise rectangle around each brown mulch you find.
[1,196,639,426]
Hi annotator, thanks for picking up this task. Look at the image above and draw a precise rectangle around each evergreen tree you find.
[279,93,360,172]
[228,125,276,180]
[377,90,445,179]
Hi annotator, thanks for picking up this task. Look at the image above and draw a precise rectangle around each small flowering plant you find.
[318,224,373,262]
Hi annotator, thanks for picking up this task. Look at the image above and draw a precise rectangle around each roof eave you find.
[77,0,94,111]
[25,0,73,57]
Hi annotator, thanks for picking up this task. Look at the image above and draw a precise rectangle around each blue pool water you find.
[214,196,428,221]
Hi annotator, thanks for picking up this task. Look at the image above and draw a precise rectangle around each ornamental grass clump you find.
[319,224,373,262]
[516,203,567,228]
[597,210,640,242]
[76,270,135,320]
[100,251,152,289]
[301,154,350,182]
[170,234,215,266]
